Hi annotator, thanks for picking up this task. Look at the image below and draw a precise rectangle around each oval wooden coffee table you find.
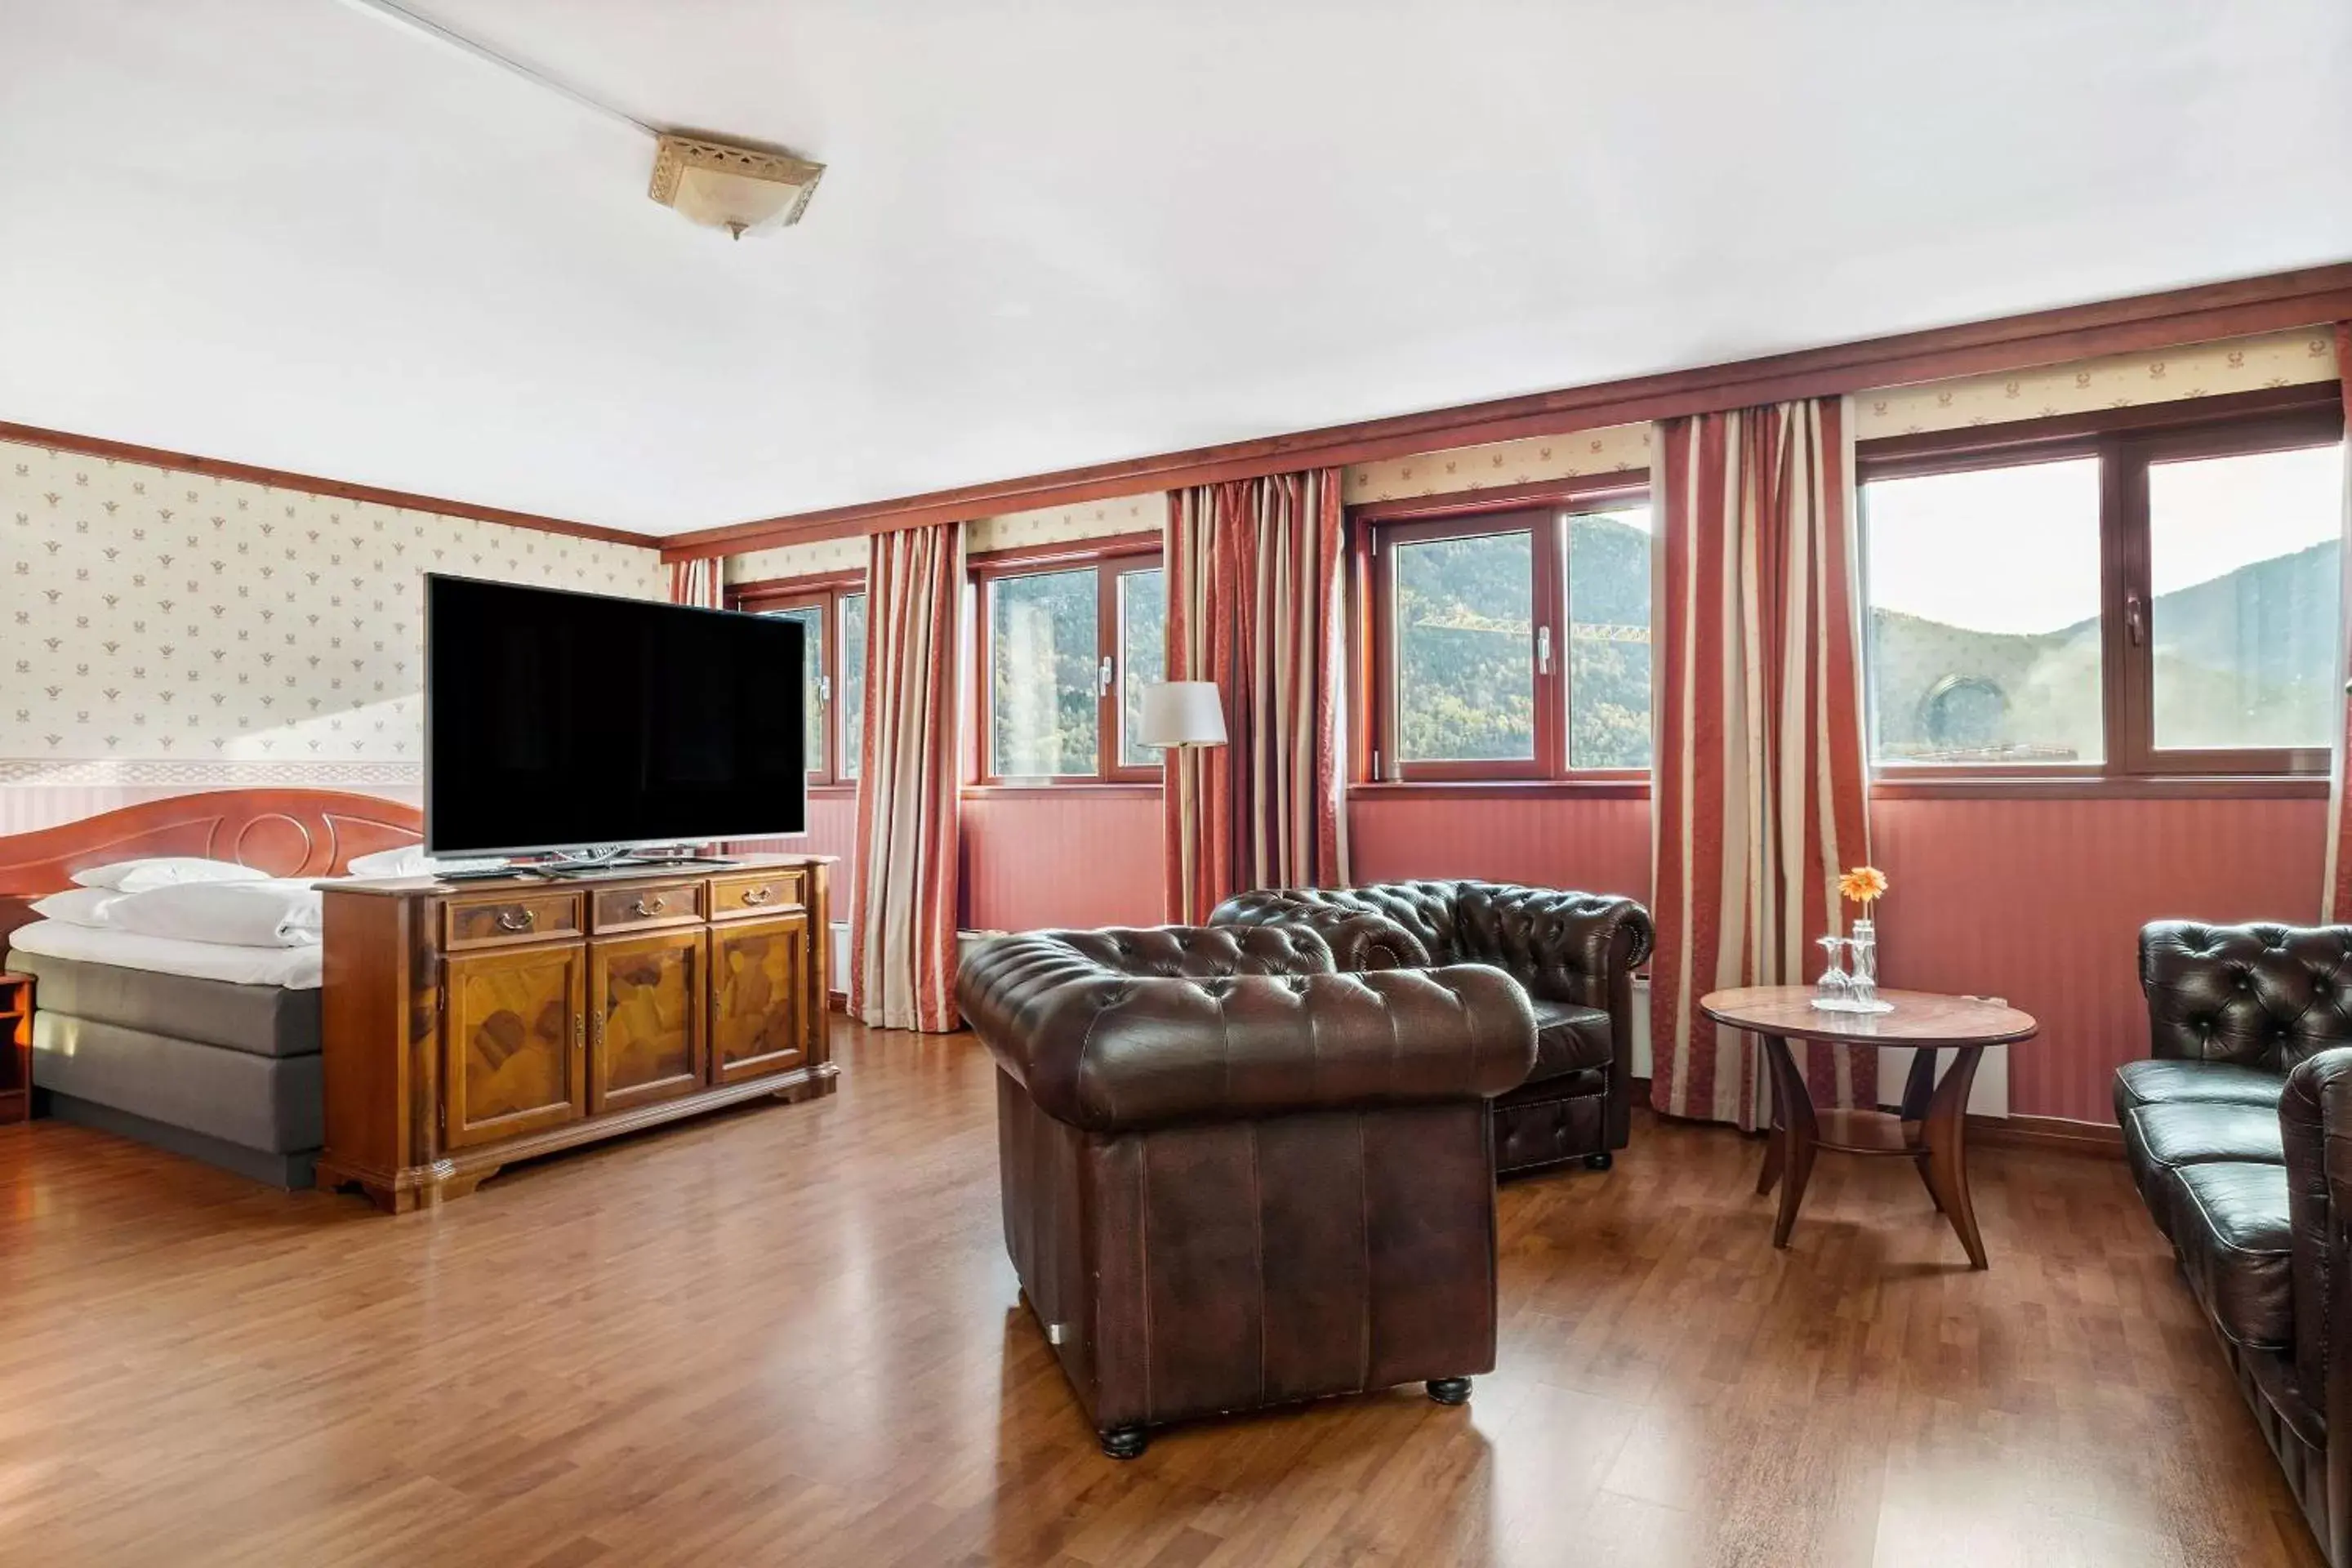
[1698,987,2038,1269]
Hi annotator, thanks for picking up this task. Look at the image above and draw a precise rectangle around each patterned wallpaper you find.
[727,493,1165,586]
[729,532,868,585]
[1343,421,1655,504]
[1852,327,2340,437]
[2,438,664,785]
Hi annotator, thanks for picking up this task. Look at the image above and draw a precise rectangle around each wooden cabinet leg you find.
[426,1168,497,1206]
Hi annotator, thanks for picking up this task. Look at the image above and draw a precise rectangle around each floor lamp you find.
[1139,682,1227,921]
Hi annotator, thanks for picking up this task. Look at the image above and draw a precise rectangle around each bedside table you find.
[0,970,31,1125]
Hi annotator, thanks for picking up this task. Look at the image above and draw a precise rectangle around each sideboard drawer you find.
[710,868,805,921]
[590,880,706,933]
[444,889,585,950]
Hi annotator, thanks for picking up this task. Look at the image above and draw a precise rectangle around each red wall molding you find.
[665,261,2352,560]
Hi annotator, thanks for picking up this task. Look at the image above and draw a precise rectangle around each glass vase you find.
[1845,916,1893,1013]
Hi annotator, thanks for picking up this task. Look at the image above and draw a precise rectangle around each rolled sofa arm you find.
[2281,1045,2352,1560]
[1208,889,1432,970]
[1470,886,1655,1011]
[956,927,1537,1133]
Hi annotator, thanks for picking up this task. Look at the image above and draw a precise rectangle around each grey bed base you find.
[7,950,324,1190]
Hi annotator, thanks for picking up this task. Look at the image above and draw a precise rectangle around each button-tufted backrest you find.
[1039,924,1336,980]
[2140,920,2352,1073]
[1447,882,1658,1008]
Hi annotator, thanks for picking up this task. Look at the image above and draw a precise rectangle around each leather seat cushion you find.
[2167,1161,2293,1351]
[1495,1064,1607,1108]
[2122,1100,2284,1229]
[2114,1058,2284,1119]
[1527,1001,1612,1080]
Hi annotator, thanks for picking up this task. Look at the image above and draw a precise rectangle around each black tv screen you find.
[425,575,806,856]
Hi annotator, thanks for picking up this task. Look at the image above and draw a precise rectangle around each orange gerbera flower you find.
[1838,866,1888,905]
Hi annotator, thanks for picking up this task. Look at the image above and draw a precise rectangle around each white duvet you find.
[6,920,324,988]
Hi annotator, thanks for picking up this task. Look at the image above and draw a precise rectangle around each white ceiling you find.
[4,1,2350,538]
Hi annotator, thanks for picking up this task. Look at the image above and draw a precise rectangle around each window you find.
[1860,394,2345,781]
[733,579,866,786]
[1364,486,1653,782]
[973,542,1165,783]
[1863,457,2106,765]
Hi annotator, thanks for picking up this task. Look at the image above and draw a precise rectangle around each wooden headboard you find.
[0,789,423,945]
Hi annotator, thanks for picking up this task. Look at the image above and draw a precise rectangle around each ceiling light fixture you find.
[648,136,826,239]
[332,0,825,237]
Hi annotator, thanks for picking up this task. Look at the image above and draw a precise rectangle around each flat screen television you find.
[424,574,806,857]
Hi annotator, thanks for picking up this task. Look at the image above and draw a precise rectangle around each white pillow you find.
[70,856,270,893]
[105,880,324,949]
[29,887,128,928]
[345,844,506,878]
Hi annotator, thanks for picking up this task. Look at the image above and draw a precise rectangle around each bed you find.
[0,790,422,1186]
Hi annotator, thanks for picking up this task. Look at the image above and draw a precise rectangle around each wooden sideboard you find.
[317,855,835,1212]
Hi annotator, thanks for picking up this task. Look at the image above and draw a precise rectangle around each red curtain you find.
[668,558,723,608]
[1650,398,1875,1129]
[849,522,964,1031]
[2325,323,2352,922]
[1163,469,1349,922]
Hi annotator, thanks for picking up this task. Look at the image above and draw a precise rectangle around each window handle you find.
[1537,625,1553,675]
[1098,655,1115,696]
[2125,594,2145,648]
[817,673,831,705]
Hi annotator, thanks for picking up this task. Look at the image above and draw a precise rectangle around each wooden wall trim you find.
[1966,1113,2125,1159]
[0,421,662,551]
[662,261,2352,561]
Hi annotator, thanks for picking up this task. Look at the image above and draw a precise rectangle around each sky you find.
[1862,442,2345,635]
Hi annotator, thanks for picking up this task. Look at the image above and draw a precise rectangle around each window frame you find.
[1354,474,1653,789]
[969,532,1165,787]
[731,572,866,791]
[1856,385,2345,795]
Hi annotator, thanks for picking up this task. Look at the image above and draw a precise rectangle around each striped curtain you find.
[1649,398,1874,1129]
[1163,469,1349,923]
[668,557,723,608]
[849,521,964,1032]
[2326,323,2352,921]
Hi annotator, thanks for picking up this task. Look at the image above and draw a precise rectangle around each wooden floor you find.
[0,1021,2322,1568]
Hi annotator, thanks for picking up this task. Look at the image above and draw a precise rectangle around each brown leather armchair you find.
[2116,920,2352,1564]
[957,924,1536,1459]
[1211,881,1654,1178]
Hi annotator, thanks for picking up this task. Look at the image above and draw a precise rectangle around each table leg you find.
[1758,1033,1818,1249]
[1898,1045,1939,1123]
[1918,1044,1988,1269]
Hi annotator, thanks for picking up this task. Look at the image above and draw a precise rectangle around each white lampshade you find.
[1137,682,1227,748]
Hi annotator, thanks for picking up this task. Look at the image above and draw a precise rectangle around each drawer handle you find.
[631,896,666,917]
[742,886,773,906]
[497,908,535,933]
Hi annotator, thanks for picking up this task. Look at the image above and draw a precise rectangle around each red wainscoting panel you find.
[1347,792,1651,900]
[1874,795,2328,1125]
[730,791,859,877]
[961,791,1165,933]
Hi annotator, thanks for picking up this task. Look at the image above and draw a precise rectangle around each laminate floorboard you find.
[0,1021,2320,1567]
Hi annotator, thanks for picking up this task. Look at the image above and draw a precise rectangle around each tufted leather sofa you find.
[1210,881,1655,1177]
[2116,920,2352,1563]
[956,924,1536,1459]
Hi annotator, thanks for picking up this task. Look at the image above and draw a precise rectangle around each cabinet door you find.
[708,911,808,1084]
[443,945,587,1149]
[590,929,707,1114]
